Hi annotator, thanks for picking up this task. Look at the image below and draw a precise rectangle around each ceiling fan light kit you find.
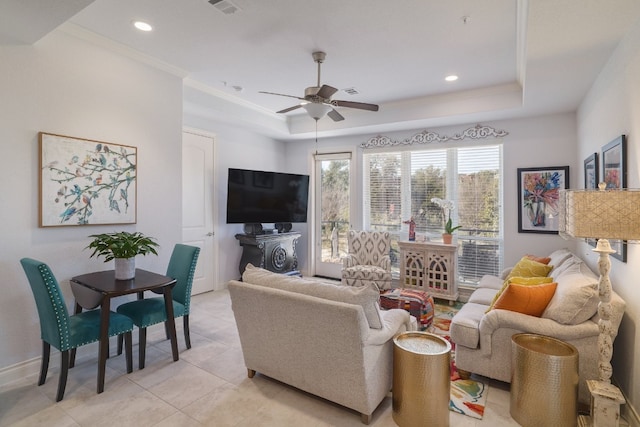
[302,103,333,120]
[260,51,379,122]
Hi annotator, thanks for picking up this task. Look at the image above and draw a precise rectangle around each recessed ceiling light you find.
[445,75,458,82]
[133,21,153,32]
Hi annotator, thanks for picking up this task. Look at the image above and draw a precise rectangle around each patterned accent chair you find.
[341,230,392,290]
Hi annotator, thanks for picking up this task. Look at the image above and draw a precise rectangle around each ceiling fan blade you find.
[316,84,338,99]
[276,104,303,114]
[331,100,379,112]
[259,91,305,101]
[327,108,345,122]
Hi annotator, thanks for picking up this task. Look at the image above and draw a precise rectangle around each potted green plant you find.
[87,231,159,279]
[443,217,462,244]
[431,197,461,244]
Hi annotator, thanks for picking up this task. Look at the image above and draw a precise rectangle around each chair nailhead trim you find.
[39,264,71,351]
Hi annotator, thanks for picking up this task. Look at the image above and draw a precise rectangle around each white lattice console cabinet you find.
[398,241,458,303]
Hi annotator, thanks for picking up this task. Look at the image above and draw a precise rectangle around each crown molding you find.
[360,124,509,149]
[57,22,189,79]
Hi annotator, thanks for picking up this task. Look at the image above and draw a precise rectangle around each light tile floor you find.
[0,289,520,426]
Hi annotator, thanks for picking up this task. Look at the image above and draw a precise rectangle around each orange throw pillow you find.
[525,254,551,265]
[486,276,555,313]
[492,282,558,317]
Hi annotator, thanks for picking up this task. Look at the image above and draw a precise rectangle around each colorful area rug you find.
[431,300,489,420]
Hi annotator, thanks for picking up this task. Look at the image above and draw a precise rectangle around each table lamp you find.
[559,183,640,427]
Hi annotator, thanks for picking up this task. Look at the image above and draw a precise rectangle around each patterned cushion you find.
[342,265,391,281]
[506,256,553,279]
[380,289,435,330]
[341,230,392,289]
[345,230,391,268]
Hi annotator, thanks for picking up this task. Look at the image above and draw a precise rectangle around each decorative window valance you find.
[360,124,509,149]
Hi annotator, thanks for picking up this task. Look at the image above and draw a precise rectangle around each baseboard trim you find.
[622,395,640,427]
[0,356,42,387]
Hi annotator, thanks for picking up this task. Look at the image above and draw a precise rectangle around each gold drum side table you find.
[511,333,579,427]
[393,331,451,427]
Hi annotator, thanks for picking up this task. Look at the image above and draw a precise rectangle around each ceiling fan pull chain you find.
[315,119,319,155]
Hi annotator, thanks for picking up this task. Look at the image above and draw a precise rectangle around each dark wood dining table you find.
[70,268,178,394]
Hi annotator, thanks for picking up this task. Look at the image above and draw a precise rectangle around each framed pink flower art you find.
[517,166,569,234]
[602,135,626,190]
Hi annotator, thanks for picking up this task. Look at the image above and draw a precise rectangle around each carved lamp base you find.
[577,380,625,427]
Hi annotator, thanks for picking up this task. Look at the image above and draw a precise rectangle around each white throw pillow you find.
[547,248,573,269]
[242,264,383,329]
[549,255,581,280]
[542,263,599,325]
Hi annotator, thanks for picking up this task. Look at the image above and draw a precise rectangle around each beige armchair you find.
[341,230,392,290]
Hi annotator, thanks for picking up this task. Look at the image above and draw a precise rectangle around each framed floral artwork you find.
[583,153,598,190]
[602,135,626,189]
[39,132,137,227]
[583,153,599,247]
[517,166,569,234]
[602,135,627,262]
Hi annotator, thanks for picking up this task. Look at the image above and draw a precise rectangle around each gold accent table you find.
[398,241,458,303]
[511,333,579,427]
[393,332,451,427]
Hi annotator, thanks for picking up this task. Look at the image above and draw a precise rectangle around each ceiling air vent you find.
[343,87,360,95]
[208,0,241,15]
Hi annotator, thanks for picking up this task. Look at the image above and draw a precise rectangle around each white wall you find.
[577,16,640,417]
[0,30,183,371]
[284,113,579,274]
[183,116,287,283]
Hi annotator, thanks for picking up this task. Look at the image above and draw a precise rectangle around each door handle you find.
[206,232,214,237]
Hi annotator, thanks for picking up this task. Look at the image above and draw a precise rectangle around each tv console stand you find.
[235,232,301,277]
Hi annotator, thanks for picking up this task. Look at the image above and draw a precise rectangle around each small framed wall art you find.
[39,132,137,227]
[583,153,599,189]
[602,135,626,189]
[517,166,569,234]
[583,153,599,247]
[602,135,627,262]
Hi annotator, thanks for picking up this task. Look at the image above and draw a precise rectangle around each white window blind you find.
[364,152,402,231]
[363,144,503,285]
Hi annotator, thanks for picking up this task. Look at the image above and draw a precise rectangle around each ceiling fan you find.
[259,51,379,122]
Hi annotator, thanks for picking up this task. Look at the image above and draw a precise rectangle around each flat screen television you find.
[226,168,310,225]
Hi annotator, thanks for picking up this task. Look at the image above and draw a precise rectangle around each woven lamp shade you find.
[559,188,640,240]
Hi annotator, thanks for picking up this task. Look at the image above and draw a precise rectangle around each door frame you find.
[183,127,220,291]
[310,148,358,278]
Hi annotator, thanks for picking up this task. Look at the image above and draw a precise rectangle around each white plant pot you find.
[115,257,135,280]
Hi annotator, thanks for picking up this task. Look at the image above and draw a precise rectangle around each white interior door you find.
[314,152,353,278]
[182,130,216,294]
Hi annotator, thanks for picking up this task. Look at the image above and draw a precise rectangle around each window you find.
[363,144,503,285]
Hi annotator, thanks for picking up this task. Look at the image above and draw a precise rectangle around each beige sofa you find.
[450,249,625,403]
[228,264,414,424]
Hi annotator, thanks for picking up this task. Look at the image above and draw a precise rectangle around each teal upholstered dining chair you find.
[20,258,134,402]
[116,244,200,369]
